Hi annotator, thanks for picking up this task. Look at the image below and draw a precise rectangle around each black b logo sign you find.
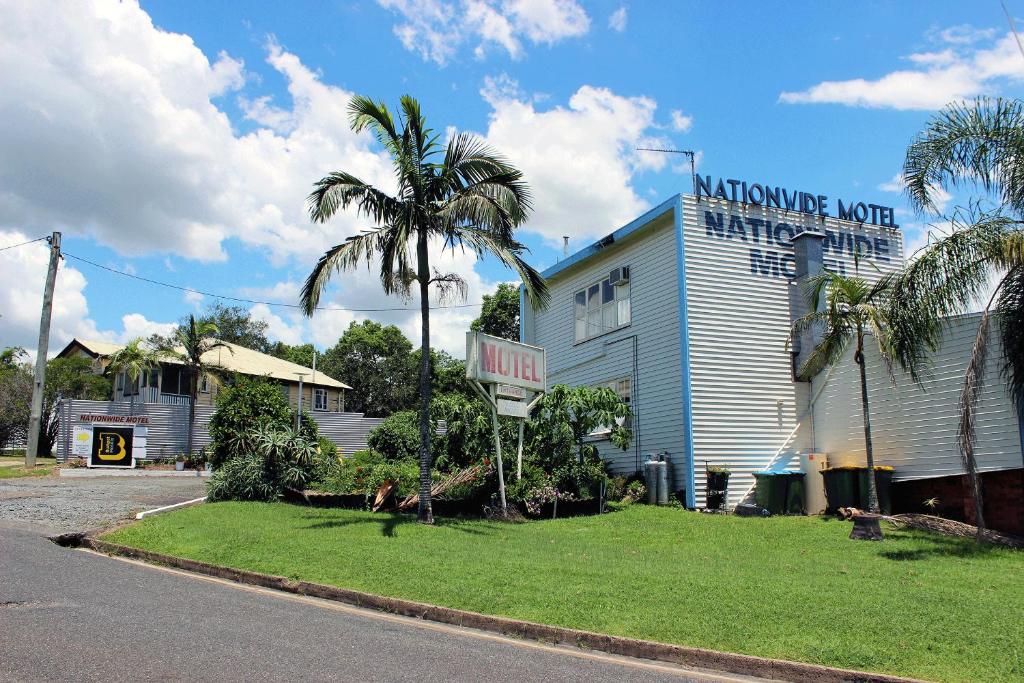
[89,426,134,467]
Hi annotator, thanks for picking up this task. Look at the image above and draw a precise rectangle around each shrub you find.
[207,453,280,502]
[430,392,511,471]
[367,410,420,462]
[310,437,341,485]
[208,377,292,468]
[606,475,628,502]
[624,479,647,503]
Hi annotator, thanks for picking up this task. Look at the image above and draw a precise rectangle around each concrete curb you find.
[72,536,928,683]
[59,469,210,478]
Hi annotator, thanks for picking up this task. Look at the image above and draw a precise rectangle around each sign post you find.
[466,332,546,514]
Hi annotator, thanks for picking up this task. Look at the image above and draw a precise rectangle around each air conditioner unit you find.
[609,266,630,286]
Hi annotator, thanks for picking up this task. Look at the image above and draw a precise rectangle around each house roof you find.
[540,194,680,281]
[58,338,352,390]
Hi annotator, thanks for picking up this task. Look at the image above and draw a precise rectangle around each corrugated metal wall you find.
[528,209,689,486]
[56,399,383,461]
[811,313,1023,479]
[681,195,904,507]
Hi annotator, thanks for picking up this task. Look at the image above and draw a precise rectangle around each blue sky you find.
[2,0,1023,356]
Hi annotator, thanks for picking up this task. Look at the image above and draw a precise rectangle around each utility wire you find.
[62,251,484,312]
[0,236,48,253]
[1002,0,1024,61]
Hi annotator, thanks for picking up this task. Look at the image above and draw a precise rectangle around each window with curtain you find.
[573,268,631,342]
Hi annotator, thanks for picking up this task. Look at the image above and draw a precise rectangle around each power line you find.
[62,251,484,313]
[0,236,48,253]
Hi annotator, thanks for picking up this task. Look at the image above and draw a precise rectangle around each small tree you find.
[159,315,230,457]
[470,282,521,340]
[107,338,161,414]
[37,358,110,458]
[790,272,896,513]
[0,348,31,449]
[527,385,632,470]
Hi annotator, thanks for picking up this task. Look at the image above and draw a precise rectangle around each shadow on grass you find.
[300,511,508,538]
[878,530,1004,561]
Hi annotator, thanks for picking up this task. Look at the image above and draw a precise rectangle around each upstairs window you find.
[574,266,631,343]
[314,388,328,411]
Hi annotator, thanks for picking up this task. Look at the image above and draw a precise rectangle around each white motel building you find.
[520,178,1023,531]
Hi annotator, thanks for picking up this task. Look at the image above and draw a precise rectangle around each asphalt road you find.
[0,524,768,683]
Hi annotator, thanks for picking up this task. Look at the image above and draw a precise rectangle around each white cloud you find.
[0,3,394,265]
[478,77,664,244]
[183,290,204,308]
[377,0,590,65]
[117,313,177,342]
[608,6,628,32]
[878,173,952,213]
[780,29,1024,110]
[0,230,175,356]
[0,2,659,357]
[669,109,693,132]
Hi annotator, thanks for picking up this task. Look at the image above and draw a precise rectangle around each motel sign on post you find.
[465,332,547,514]
[466,332,545,391]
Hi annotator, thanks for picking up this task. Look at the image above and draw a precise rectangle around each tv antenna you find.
[636,147,697,196]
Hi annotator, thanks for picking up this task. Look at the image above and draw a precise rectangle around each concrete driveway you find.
[0,473,206,533]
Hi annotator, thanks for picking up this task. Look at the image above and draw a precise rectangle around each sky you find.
[2,0,1023,359]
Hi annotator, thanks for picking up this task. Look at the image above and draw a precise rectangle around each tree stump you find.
[850,513,884,541]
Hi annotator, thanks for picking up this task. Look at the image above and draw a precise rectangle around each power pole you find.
[26,231,61,467]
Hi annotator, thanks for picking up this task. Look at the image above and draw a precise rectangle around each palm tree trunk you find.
[855,328,880,513]
[186,366,197,458]
[416,231,434,524]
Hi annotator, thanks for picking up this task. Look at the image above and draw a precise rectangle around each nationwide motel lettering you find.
[703,210,893,279]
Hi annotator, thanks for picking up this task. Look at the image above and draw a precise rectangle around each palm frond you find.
[903,97,1024,214]
[348,96,402,158]
[307,172,401,225]
[887,210,1013,382]
[996,264,1024,406]
[797,324,853,380]
[299,226,404,314]
[447,224,549,308]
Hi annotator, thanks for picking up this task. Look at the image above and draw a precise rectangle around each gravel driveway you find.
[0,474,207,534]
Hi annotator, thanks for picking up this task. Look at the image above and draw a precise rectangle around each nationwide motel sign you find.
[465,332,546,513]
[72,415,149,468]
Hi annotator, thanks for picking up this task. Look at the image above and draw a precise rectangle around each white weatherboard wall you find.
[681,195,903,507]
[811,314,1023,479]
[526,206,688,487]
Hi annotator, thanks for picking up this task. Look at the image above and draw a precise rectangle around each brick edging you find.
[79,537,928,683]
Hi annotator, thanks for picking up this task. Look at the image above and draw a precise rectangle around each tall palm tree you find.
[791,272,895,513]
[301,95,548,524]
[160,316,230,458]
[107,338,161,414]
[893,97,1024,533]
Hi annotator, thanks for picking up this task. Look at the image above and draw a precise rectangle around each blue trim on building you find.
[540,196,679,280]
[673,195,697,508]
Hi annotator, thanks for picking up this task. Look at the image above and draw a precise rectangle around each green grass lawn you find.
[0,463,55,478]
[104,503,1023,682]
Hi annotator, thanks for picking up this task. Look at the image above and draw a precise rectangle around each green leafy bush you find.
[207,453,280,502]
[208,377,292,468]
[430,393,511,470]
[606,475,628,502]
[624,479,647,503]
[366,410,420,462]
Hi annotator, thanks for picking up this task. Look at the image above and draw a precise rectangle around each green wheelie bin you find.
[753,471,806,515]
[821,467,859,513]
[856,466,894,514]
